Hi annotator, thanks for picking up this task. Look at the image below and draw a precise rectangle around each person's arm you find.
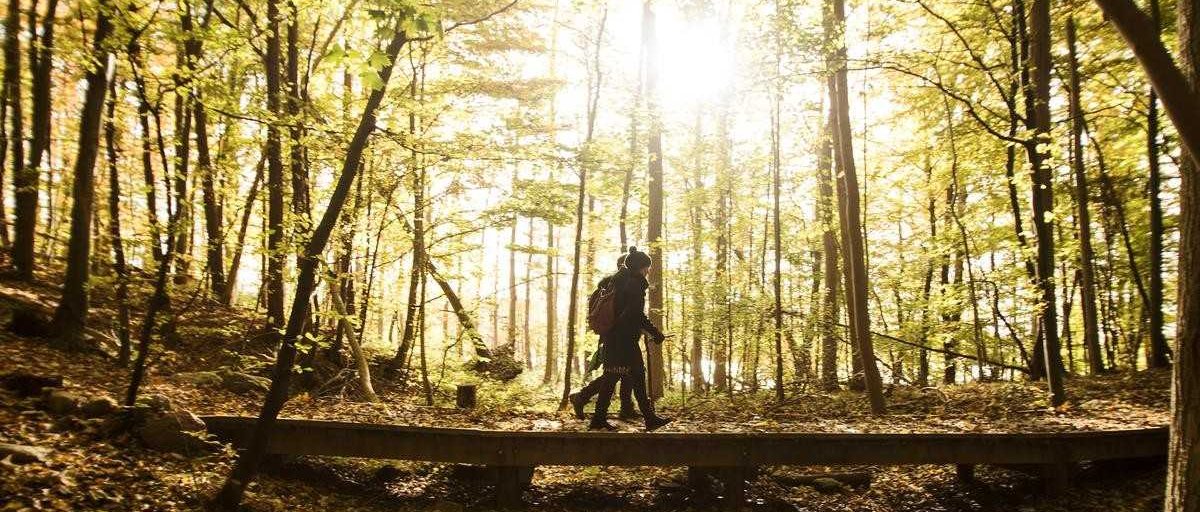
[617,280,664,342]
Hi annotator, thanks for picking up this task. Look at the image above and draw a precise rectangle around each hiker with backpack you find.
[569,247,672,432]
[570,255,641,420]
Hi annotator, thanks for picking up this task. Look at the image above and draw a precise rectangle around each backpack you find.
[586,279,618,335]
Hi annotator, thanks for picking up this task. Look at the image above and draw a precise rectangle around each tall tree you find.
[13,0,58,280]
[827,0,885,414]
[1028,0,1066,405]
[1169,0,1199,505]
[644,0,665,399]
[104,80,131,366]
[48,0,113,347]
[561,5,605,408]
[818,106,839,391]
[1,0,22,251]
[770,18,785,401]
[264,0,287,331]
[1066,17,1104,375]
[1146,0,1172,369]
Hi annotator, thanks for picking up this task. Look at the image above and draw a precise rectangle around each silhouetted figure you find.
[570,255,640,419]
[570,247,671,431]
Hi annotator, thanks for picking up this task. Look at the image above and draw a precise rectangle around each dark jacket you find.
[599,268,662,374]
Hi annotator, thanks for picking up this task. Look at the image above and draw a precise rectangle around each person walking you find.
[570,247,671,431]
[570,255,641,420]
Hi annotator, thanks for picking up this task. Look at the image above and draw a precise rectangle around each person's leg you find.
[570,374,607,419]
[628,369,672,431]
[589,372,620,429]
[618,376,639,418]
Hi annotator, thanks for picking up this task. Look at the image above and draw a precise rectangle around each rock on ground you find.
[0,372,63,397]
[41,389,83,415]
[0,442,51,464]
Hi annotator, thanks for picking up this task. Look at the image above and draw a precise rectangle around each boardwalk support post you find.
[1041,462,1071,494]
[955,463,975,483]
[494,465,530,509]
[687,466,712,489]
[718,466,749,511]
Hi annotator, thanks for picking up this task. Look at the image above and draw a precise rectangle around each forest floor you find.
[0,272,1170,511]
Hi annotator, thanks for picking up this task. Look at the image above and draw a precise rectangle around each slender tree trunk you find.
[524,220,533,368]
[542,8,561,386]
[712,9,732,395]
[263,0,286,332]
[125,212,178,406]
[224,156,264,305]
[197,95,227,299]
[1028,0,1066,406]
[1140,0,1172,369]
[394,58,424,372]
[129,45,165,264]
[827,0,885,413]
[918,169,935,387]
[561,8,606,408]
[507,166,519,349]
[619,13,643,251]
[171,4,196,285]
[104,80,131,366]
[1,0,22,250]
[1066,18,1105,375]
[209,25,410,511]
[48,1,112,348]
[771,47,785,401]
[689,113,706,392]
[819,106,840,391]
[543,222,558,384]
[643,0,665,400]
[329,281,377,401]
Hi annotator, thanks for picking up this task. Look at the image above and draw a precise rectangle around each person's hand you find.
[651,332,667,344]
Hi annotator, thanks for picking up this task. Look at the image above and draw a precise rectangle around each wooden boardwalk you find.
[201,415,1167,509]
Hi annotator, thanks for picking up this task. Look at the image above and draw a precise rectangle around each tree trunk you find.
[561,8,606,408]
[264,0,287,332]
[171,5,196,285]
[771,42,785,401]
[329,281,377,401]
[11,0,56,281]
[819,106,840,392]
[224,156,264,305]
[197,97,227,300]
[687,112,707,392]
[1165,0,1200,508]
[209,25,410,511]
[48,1,111,348]
[827,0,885,414]
[1067,18,1105,375]
[104,80,131,366]
[1029,0,1066,406]
[0,0,16,249]
[643,0,665,400]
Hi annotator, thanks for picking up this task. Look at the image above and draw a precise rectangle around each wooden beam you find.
[202,416,1167,468]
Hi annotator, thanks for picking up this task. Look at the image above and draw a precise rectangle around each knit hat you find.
[624,246,651,271]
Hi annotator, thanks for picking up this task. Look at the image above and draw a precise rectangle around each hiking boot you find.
[587,421,619,431]
[569,393,586,420]
[618,407,643,421]
[644,415,673,432]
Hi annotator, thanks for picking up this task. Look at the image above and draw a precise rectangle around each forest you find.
[0,0,1197,509]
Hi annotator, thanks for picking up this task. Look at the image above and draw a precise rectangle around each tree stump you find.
[456,384,477,409]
